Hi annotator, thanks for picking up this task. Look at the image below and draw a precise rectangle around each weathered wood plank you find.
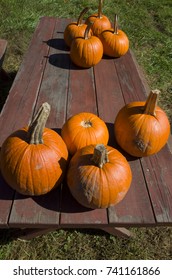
[0,17,56,229]
[60,19,108,225]
[67,65,97,117]
[32,18,71,129]
[8,18,67,228]
[117,49,172,223]
[141,145,172,223]
[94,54,155,225]
[9,187,61,227]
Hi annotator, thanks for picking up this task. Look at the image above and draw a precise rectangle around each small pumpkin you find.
[85,0,111,37]
[99,14,129,57]
[64,7,92,48]
[67,144,132,209]
[70,22,103,68]
[114,90,171,157]
[0,103,68,196]
[61,112,109,155]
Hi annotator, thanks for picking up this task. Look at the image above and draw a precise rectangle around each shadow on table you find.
[44,38,68,51]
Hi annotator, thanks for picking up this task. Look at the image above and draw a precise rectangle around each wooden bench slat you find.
[141,145,172,223]
[9,187,61,228]
[33,18,71,129]
[67,66,97,117]
[94,53,155,225]
[8,18,65,228]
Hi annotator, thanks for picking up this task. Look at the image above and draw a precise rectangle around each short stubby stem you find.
[81,120,92,127]
[92,144,109,168]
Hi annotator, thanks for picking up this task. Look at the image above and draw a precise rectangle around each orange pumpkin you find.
[114,90,171,157]
[99,14,129,57]
[67,144,132,209]
[85,0,111,37]
[0,103,68,196]
[70,22,103,68]
[64,7,92,48]
[61,112,109,155]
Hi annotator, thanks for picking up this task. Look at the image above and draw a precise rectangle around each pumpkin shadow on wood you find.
[44,38,68,51]
[60,181,93,213]
[32,156,68,212]
[106,122,140,162]
[48,53,70,70]
[0,173,15,200]
[48,53,87,70]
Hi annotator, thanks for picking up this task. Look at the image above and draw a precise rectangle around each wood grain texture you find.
[141,145,172,224]
[0,18,172,234]
[94,53,155,225]
[8,17,64,228]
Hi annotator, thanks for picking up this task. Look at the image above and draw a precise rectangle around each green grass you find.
[0,0,172,260]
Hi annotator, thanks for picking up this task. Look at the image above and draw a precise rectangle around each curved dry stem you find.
[28,102,51,144]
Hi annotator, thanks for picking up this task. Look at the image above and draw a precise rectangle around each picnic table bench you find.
[0,17,172,240]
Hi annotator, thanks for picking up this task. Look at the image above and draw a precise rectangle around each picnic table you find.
[0,17,172,240]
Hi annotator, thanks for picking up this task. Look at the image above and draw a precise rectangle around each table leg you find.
[101,227,134,238]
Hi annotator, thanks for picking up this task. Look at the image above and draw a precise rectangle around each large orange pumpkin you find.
[64,7,92,48]
[85,0,111,37]
[67,144,132,209]
[114,90,170,157]
[61,112,109,155]
[70,22,103,68]
[0,103,68,196]
[99,14,129,57]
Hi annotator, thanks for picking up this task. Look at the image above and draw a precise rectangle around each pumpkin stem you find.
[114,14,118,34]
[98,0,103,18]
[77,7,90,26]
[144,89,160,116]
[92,144,109,168]
[28,102,51,144]
[84,21,93,39]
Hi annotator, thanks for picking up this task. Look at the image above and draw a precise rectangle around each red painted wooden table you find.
[0,17,172,239]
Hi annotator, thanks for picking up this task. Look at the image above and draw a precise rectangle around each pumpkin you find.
[67,144,132,209]
[85,0,111,37]
[61,112,109,155]
[99,14,129,57]
[70,22,103,68]
[64,7,92,48]
[114,90,171,157]
[0,103,68,196]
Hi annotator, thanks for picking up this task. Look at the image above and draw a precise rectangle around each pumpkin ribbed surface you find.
[67,144,132,209]
[61,112,109,155]
[0,103,68,195]
[114,90,170,157]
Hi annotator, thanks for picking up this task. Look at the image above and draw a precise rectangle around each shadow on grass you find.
[0,70,17,112]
